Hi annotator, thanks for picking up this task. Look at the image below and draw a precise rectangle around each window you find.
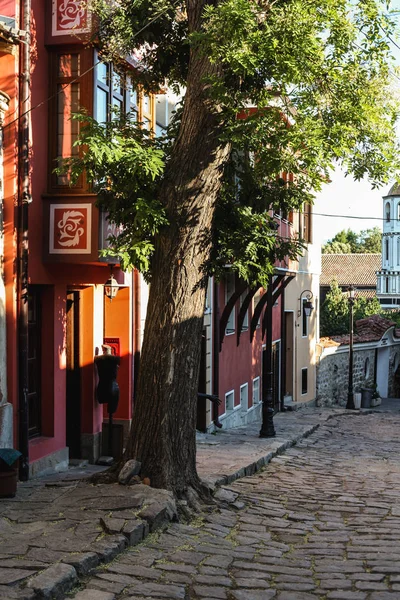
[240,383,248,411]
[55,53,81,186]
[225,273,236,334]
[301,368,308,395]
[386,202,391,222]
[225,390,234,412]
[386,277,389,293]
[252,377,260,404]
[94,51,154,129]
[385,238,389,262]
[253,288,263,328]
[204,278,212,314]
[398,238,400,266]
[302,203,312,243]
[398,203,400,221]
[240,290,249,331]
[302,298,309,337]
[94,57,126,123]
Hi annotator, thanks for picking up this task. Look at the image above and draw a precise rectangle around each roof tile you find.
[320,253,381,286]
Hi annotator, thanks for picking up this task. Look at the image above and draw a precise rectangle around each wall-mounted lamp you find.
[298,290,314,318]
[104,265,120,301]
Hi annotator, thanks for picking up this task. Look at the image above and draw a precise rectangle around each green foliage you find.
[322,227,382,254]
[359,227,382,253]
[61,0,400,280]
[320,279,382,337]
[322,241,353,254]
[320,280,350,336]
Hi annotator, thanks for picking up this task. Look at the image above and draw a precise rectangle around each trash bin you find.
[361,387,373,409]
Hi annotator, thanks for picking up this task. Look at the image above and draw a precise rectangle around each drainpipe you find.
[280,284,286,412]
[212,279,222,428]
[17,0,31,481]
[133,269,141,403]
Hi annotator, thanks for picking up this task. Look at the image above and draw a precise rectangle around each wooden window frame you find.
[48,46,93,193]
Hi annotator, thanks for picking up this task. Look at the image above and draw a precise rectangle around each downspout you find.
[133,269,141,403]
[212,279,222,428]
[17,0,31,481]
[280,284,286,412]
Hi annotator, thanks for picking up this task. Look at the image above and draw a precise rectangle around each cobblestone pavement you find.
[71,411,400,600]
[0,405,343,599]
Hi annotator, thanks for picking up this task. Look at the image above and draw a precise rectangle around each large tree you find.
[68,0,400,499]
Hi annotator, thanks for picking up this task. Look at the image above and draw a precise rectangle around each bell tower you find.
[376,183,400,309]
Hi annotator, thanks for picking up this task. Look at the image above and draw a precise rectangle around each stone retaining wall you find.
[316,345,376,407]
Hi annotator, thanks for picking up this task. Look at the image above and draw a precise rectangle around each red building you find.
[0,0,145,476]
[0,1,315,476]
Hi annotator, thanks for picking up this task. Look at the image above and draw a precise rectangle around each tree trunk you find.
[124,0,231,497]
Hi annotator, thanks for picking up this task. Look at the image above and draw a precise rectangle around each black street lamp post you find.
[260,278,275,437]
[346,285,356,410]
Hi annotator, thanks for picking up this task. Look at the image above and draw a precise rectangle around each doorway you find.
[284,312,294,399]
[66,290,81,458]
[28,286,42,438]
[376,347,389,398]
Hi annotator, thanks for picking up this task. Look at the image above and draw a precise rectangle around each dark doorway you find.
[66,290,81,458]
[196,329,207,432]
[28,286,42,438]
[284,312,294,398]
[272,341,280,412]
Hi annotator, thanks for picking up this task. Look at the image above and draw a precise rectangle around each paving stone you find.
[84,578,126,595]
[0,568,35,585]
[231,590,276,599]
[326,593,367,600]
[126,582,186,598]
[192,585,228,599]
[62,551,100,575]
[72,590,115,600]
[193,574,232,586]
[26,563,77,598]
[106,563,162,580]
[170,550,206,565]
[122,520,148,546]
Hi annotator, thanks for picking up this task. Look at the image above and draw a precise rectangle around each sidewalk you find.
[0,402,398,599]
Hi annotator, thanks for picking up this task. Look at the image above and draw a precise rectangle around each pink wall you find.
[218,283,282,415]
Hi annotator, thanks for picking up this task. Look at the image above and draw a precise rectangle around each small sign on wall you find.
[103,337,120,357]
[49,203,92,254]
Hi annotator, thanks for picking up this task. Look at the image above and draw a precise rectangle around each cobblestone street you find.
[72,411,400,600]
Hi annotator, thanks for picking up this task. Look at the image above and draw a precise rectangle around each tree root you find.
[89,461,121,484]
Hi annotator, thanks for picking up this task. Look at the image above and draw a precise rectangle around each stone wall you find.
[316,345,376,407]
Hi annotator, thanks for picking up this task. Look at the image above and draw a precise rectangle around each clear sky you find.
[313,171,389,245]
[314,2,400,245]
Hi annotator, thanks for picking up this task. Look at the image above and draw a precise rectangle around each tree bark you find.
[124,0,231,497]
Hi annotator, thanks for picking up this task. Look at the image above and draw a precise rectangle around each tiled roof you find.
[319,314,398,347]
[320,254,381,286]
[386,182,400,197]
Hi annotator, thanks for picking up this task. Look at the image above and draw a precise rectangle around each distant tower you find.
[377,183,400,309]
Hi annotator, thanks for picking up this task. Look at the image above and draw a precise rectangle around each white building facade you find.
[376,183,400,309]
